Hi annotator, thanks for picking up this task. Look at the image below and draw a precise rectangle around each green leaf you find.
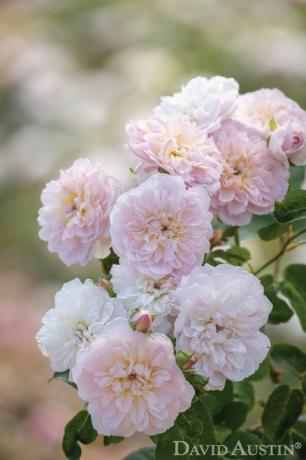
[291,421,306,458]
[217,401,248,430]
[200,380,234,418]
[285,264,306,299]
[100,248,119,276]
[154,398,216,460]
[257,222,290,241]
[271,344,306,374]
[48,370,77,389]
[224,431,260,455]
[302,380,306,396]
[234,381,255,410]
[262,385,304,441]
[103,435,124,446]
[289,165,305,191]
[211,245,251,266]
[123,447,156,460]
[62,410,98,460]
[246,359,269,382]
[274,189,306,223]
[260,275,293,324]
[280,281,306,331]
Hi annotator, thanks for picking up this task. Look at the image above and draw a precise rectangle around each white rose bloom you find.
[36,278,126,375]
[174,264,272,391]
[154,76,239,133]
[111,263,179,333]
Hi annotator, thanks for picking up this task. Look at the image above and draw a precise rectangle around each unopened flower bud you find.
[130,309,152,333]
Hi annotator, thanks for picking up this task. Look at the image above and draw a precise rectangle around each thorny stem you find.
[255,227,306,275]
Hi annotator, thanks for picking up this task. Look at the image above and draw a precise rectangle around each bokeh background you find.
[1,1,306,459]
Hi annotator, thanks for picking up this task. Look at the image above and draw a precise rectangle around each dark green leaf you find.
[211,245,250,266]
[274,189,306,223]
[292,421,306,459]
[280,281,306,332]
[289,165,305,191]
[234,381,255,410]
[103,435,123,446]
[224,431,260,456]
[257,222,290,241]
[48,370,77,389]
[200,380,234,418]
[262,385,304,441]
[302,380,306,396]
[217,401,248,430]
[247,359,269,382]
[260,275,293,324]
[271,344,306,374]
[62,410,98,460]
[285,264,306,299]
[100,248,119,275]
[123,447,156,460]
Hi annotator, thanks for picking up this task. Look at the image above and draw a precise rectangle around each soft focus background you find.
[1,1,306,459]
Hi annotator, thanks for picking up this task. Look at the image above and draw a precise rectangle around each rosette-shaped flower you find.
[235,88,306,165]
[110,173,213,279]
[72,318,194,436]
[155,76,239,133]
[126,116,222,194]
[111,262,179,333]
[174,264,272,391]
[38,158,120,266]
[36,279,126,374]
[211,120,289,225]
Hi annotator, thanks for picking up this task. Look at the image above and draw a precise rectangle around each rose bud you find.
[130,309,152,333]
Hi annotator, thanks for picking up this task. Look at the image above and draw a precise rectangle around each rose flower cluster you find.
[36,76,306,438]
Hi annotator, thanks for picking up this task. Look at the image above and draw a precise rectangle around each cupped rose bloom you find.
[72,318,194,436]
[38,158,120,266]
[36,279,126,374]
[235,88,306,165]
[211,120,289,226]
[154,76,239,133]
[126,116,222,194]
[110,173,213,279]
[174,264,272,391]
[111,262,179,333]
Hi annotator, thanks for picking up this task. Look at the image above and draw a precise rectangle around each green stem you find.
[255,227,306,276]
[234,227,240,246]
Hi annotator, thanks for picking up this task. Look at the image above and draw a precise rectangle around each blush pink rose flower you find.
[110,173,213,279]
[126,116,222,194]
[38,158,120,265]
[155,76,239,133]
[235,88,306,165]
[72,318,194,436]
[210,120,289,226]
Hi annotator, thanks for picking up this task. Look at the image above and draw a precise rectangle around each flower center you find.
[74,320,94,343]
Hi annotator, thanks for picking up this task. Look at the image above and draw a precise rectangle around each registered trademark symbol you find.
[295,442,302,449]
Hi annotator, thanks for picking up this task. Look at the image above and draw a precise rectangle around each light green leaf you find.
[211,245,250,266]
[257,222,289,241]
[49,370,77,389]
[280,281,306,332]
[274,189,306,223]
[62,410,98,460]
[285,264,306,299]
[262,385,304,441]
[123,447,156,460]
[246,359,269,382]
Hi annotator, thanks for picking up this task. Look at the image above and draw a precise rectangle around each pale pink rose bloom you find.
[174,264,272,391]
[38,158,120,265]
[211,120,289,226]
[235,88,306,165]
[155,76,239,133]
[110,173,213,279]
[72,318,194,436]
[126,116,222,194]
